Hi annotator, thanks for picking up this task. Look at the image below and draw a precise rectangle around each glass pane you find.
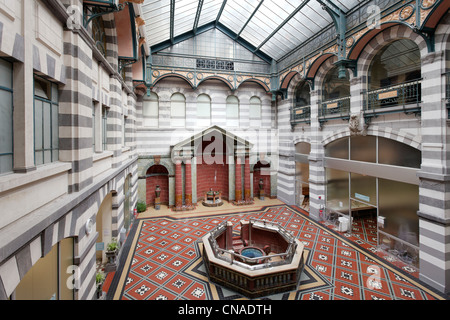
[326,168,349,214]
[34,100,43,151]
[350,135,376,163]
[325,137,349,159]
[0,58,12,88]
[378,178,419,247]
[171,101,185,116]
[52,104,59,150]
[350,172,377,206]
[295,82,310,107]
[0,90,13,155]
[43,102,51,149]
[249,97,261,119]
[378,137,421,168]
[143,100,158,117]
[323,66,350,101]
[34,77,50,100]
[35,151,43,166]
[0,154,13,174]
[296,161,309,184]
[369,39,421,90]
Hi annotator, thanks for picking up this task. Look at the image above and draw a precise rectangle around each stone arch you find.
[313,55,338,96]
[198,75,234,90]
[354,23,429,77]
[152,73,195,89]
[236,78,271,92]
[141,158,175,177]
[321,125,421,150]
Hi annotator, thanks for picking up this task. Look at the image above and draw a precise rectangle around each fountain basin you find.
[201,219,305,298]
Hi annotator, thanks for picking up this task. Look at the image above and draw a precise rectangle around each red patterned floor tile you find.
[148,288,178,300]
[166,256,190,272]
[166,274,194,295]
[334,280,362,300]
[182,283,208,300]
[133,260,160,277]
[148,267,176,285]
[127,279,157,300]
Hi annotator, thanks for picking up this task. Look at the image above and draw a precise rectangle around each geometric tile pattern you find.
[107,205,449,300]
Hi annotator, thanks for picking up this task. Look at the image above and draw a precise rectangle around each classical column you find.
[185,158,192,207]
[244,156,251,202]
[175,160,182,209]
[235,156,242,203]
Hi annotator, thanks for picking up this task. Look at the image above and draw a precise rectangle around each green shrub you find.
[136,201,147,213]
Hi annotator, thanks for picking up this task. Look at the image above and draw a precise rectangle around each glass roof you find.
[141,0,364,61]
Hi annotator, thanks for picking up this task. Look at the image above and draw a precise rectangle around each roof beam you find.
[255,0,310,52]
[236,0,264,39]
[170,0,175,43]
[193,0,204,34]
[215,0,227,25]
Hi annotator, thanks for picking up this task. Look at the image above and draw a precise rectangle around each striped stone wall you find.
[0,0,141,300]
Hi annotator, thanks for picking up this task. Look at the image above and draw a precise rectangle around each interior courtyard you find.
[0,0,450,304]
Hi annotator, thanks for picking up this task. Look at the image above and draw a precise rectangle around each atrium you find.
[0,0,449,303]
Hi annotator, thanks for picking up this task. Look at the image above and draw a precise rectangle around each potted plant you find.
[105,238,119,264]
[95,271,105,299]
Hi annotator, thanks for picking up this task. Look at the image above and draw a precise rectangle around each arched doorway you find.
[96,192,113,264]
[295,142,310,211]
[253,161,270,200]
[146,165,169,206]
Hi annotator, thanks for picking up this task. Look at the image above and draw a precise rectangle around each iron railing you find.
[291,105,311,124]
[366,79,422,111]
[319,96,351,118]
[207,218,298,271]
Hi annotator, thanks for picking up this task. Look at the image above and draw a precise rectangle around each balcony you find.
[364,79,422,122]
[290,105,311,126]
[318,96,350,127]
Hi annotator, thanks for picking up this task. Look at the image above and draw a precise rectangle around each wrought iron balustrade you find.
[290,105,311,124]
[319,96,351,118]
[366,79,422,111]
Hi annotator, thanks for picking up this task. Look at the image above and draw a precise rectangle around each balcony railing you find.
[319,96,351,119]
[365,79,422,112]
[290,105,311,125]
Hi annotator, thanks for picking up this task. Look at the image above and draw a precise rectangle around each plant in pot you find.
[105,238,120,264]
[96,271,105,299]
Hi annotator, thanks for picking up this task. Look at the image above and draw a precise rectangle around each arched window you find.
[143,92,159,127]
[367,39,421,109]
[292,82,311,122]
[170,93,186,127]
[295,82,310,107]
[226,95,239,127]
[322,66,350,101]
[197,94,211,127]
[249,96,261,120]
[84,6,107,58]
[320,66,350,117]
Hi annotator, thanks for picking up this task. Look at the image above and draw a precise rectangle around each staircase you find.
[232,237,244,252]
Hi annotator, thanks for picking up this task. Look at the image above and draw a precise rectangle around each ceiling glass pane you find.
[142,0,363,61]
[219,0,258,34]
[197,0,222,26]
[174,0,198,37]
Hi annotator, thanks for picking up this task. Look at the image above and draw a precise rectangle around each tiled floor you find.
[106,200,448,300]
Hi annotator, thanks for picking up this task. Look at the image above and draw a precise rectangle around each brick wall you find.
[146,165,169,205]
[197,155,229,200]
